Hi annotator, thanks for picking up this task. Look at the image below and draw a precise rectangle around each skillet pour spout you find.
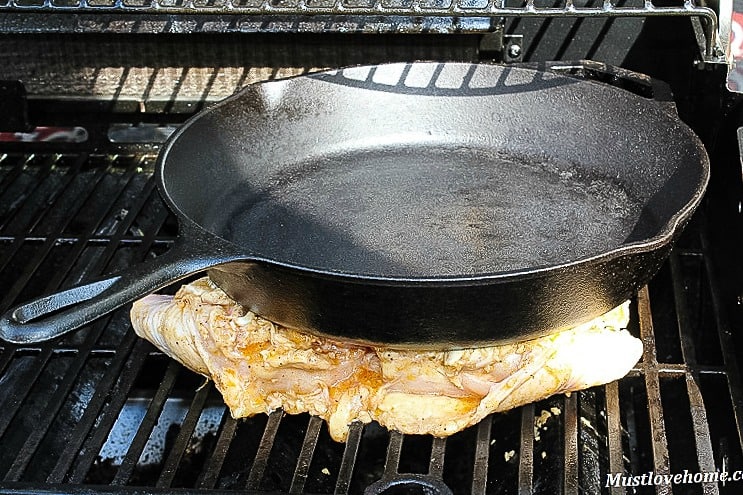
[0,62,710,348]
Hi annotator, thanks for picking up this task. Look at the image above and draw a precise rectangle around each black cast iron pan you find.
[0,62,709,349]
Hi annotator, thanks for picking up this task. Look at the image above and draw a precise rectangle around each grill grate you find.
[0,149,741,494]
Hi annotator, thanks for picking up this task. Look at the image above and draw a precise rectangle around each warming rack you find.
[0,0,728,65]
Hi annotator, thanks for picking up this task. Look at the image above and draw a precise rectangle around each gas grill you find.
[0,4,742,494]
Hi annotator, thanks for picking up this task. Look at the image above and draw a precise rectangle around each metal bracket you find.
[479,28,504,59]
[479,28,524,63]
[504,34,524,63]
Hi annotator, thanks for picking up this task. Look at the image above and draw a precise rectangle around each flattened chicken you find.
[130,278,642,442]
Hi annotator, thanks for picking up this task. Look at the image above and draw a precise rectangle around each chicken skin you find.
[131,277,641,441]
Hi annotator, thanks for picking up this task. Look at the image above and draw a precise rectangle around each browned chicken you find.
[130,277,641,442]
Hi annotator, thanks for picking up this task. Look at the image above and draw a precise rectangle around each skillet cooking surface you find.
[203,144,649,277]
[163,62,702,285]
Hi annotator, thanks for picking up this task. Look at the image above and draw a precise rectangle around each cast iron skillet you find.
[0,62,709,349]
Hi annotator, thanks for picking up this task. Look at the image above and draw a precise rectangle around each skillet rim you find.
[156,61,711,285]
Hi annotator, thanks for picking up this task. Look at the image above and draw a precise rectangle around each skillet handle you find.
[0,233,243,344]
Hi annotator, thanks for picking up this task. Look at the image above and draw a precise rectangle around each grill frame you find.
[0,22,740,493]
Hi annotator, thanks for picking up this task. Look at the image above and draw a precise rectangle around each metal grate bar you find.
[0,234,175,244]
[605,381,624,495]
[22,154,90,235]
[563,392,579,495]
[669,253,701,365]
[3,322,113,482]
[637,286,672,494]
[471,416,492,495]
[246,409,284,490]
[0,154,30,199]
[1,156,138,315]
[0,483,270,494]
[64,202,174,483]
[112,360,180,485]
[669,253,719,495]
[0,347,53,441]
[3,155,83,236]
[196,413,238,489]
[700,228,743,455]
[289,415,324,494]
[0,154,56,232]
[68,169,158,281]
[578,390,602,490]
[429,437,446,477]
[39,166,153,308]
[0,346,15,376]
[333,421,363,495]
[45,332,141,483]
[686,374,719,495]
[0,157,108,283]
[61,329,148,483]
[155,383,212,488]
[0,158,110,314]
[624,377,641,476]
[384,431,404,476]
[0,157,137,454]
[81,154,157,233]
[653,365,726,376]
[518,403,534,495]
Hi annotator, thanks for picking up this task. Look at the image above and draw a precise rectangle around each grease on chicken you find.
[130,277,641,442]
